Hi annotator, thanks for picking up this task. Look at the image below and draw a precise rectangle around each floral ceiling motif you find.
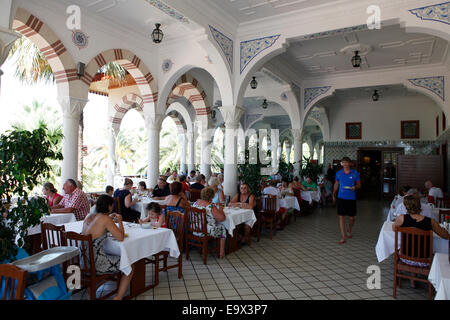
[408,76,445,101]
[304,87,332,109]
[409,2,450,25]
[144,0,190,24]
[240,34,280,74]
[209,25,233,72]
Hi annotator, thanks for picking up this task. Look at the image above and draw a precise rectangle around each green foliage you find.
[0,124,63,262]
[300,156,323,181]
[238,149,265,198]
[278,155,294,181]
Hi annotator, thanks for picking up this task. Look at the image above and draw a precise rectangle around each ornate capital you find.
[219,106,245,129]
[58,96,88,119]
[145,114,164,131]
[292,128,303,141]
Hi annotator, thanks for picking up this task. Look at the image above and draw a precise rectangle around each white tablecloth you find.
[301,190,321,204]
[279,196,300,211]
[428,253,450,300]
[63,221,180,276]
[221,207,257,237]
[27,213,77,236]
[133,199,167,220]
[375,221,449,263]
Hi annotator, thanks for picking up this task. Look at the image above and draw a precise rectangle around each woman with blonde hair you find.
[42,182,63,207]
[208,177,225,204]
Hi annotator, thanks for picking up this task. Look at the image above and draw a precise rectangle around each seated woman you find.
[113,178,140,222]
[179,175,190,194]
[192,187,227,258]
[137,181,150,197]
[229,182,256,245]
[164,181,190,213]
[279,179,294,197]
[81,195,134,300]
[139,202,166,228]
[290,176,306,191]
[392,195,449,287]
[208,177,225,204]
[42,182,63,207]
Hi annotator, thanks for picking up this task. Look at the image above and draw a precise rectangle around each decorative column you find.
[292,128,303,178]
[0,27,20,95]
[146,114,163,189]
[271,129,280,175]
[187,128,196,174]
[179,133,187,175]
[58,96,88,188]
[198,121,212,181]
[286,142,292,164]
[107,126,119,186]
[219,105,245,198]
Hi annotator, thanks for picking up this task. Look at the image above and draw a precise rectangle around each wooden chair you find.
[63,231,121,300]
[393,227,434,300]
[252,197,262,242]
[438,210,450,223]
[185,206,219,265]
[260,195,279,240]
[436,197,450,209]
[292,188,302,221]
[0,264,27,300]
[41,222,66,250]
[113,197,122,216]
[147,210,184,283]
[186,189,202,203]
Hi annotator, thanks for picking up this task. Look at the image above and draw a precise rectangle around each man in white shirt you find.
[263,180,281,198]
[425,181,443,201]
[167,170,180,183]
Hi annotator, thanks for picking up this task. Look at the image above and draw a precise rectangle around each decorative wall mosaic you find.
[162,59,173,73]
[409,2,450,25]
[323,140,440,167]
[209,25,233,72]
[240,34,280,74]
[304,86,332,109]
[408,76,445,101]
[72,30,89,50]
[144,0,190,24]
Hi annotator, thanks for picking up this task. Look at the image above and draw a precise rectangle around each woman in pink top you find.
[42,182,63,207]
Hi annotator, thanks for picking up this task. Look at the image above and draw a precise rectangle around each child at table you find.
[138,202,166,228]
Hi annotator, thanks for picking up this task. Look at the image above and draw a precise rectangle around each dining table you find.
[220,207,257,254]
[428,253,450,300]
[62,220,180,299]
[301,189,321,204]
[375,221,449,263]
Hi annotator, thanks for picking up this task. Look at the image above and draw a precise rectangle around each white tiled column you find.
[146,114,163,188]
[187,128,196,174]
[293,128,303,177]
[219,105,245,198]
[107,126,119,186]
[179,133,187,175]
[0,27,20,95]
[286,142,292,164]
[58,96,88,188]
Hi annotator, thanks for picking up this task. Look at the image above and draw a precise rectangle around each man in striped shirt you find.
[51,179,90,221]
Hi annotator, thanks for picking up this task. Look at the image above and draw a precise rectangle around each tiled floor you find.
[72,199,431,300]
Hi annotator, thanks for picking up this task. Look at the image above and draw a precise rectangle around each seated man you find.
[302,177,318,191]
[263,180,281,198]
[167,170,180,184]
[425,180,443,203]
[190,175,205,191]
[186,170,197,183]
[395,189,434,220]
[150,178,170,200]
[51,179,90,221]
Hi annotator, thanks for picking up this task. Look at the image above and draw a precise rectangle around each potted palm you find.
[0,124,63,262]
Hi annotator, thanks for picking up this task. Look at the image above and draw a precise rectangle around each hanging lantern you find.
[250,76,258,89]
[262,99,268,109]
[372,90,379,101]
[351,50,362,68]
[152,23,164,44]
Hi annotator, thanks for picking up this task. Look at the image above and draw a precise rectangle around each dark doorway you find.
[358,150,382,199]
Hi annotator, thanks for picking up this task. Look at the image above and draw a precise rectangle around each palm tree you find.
[8,35,126,85]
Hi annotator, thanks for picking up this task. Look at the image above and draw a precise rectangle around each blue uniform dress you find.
[335,169,360,216]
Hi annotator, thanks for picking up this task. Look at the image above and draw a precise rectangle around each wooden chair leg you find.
[155,254,160,286]
[269,222,273,240]
[393,274,397,298]
[185,239,190,260]
[163,255,168,270]
[89,284,97,300]
[428,282,433,300]
[178,255,183,279]
[203,240,208,265]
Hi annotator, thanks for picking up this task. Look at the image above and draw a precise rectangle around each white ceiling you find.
[208,0,342,24]
[278,24,449,78]
[62,0,199,41]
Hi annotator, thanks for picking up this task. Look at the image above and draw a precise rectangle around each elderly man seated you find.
[394,188,434,221]
[167,170,180,184]
[51,179,90,221]
[149,177,170,200]
[425,180,443,204]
